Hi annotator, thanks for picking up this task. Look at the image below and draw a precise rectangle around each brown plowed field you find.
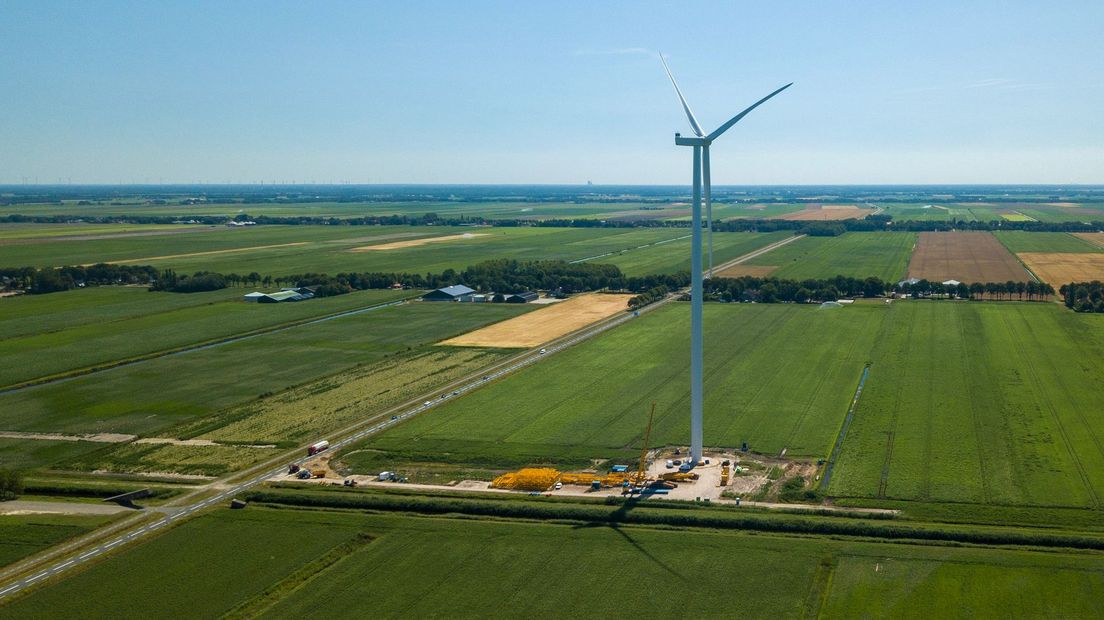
[1018,253,1104,286]
[907,231,1030,282]
[1073,233,1104,249]
[439,293,633,348]
[713,264,778,278]
[775,204,870,221]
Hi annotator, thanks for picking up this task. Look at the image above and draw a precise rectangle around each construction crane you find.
[632,403,656,486]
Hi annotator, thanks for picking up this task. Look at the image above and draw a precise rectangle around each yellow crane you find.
[632,403,656,486]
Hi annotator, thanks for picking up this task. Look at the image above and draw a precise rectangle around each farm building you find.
[505,291,539,303]
[243,291,266,302]
[942,279,962,287]
[423,285,475,302]
[256,290,308,303]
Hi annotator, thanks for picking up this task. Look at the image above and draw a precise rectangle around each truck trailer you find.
[307,440,330,456]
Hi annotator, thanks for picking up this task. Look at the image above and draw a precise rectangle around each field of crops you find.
[993,231,1103,254]
[598,231,787,275]
[741,232,916,281]
[0,222,199,240]
[0,302,529,440]
[4,506,1102,618]
[365,303,883,467]
[0,514,119,568]
[0,288,413,388]
[829,302,1104,508]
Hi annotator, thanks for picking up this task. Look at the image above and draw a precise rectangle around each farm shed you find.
[423,285,475,302]
[942,279,962,287]
[505,291,539,304]
[243,291,266,302]
[256,290,307,303]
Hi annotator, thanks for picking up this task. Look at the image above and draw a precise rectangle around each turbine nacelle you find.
[674,133,711,147]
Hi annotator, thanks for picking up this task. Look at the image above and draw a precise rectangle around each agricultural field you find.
[362,302,884,468]
[0,302,529,442]
[0,513,119,568]
[907,231,1030,282]
[0,222,202,241]
[829,302,1104,509]
[994,231,1103,254]
[441,293,634,348]
[0,225,727,277]
[1074,232,1104,249]
[4,505,1103,618]
[1018,253,1104,288]
[878,201,1104,223]
[741,232,915,281]
[0,288,413,389]
[596,231,788,275]
[364,301,1104,511]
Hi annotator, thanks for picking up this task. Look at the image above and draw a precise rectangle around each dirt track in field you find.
[96,241,308,265]
[439,293,634,348]
[907,231,1030,282]
[713,264,778,278]
[775,204,871,221]
[1018,253,1104,286]
[350,232,487,251]
[0,226,216,245]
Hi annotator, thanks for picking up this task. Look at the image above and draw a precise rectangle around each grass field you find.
[364,301,1104,511]
[0,513,119,569]
[0,302,529,440]
[0,225,721,277]
[4,505,1103,618]
[0,289,413,388]
[0,223,200,240]
[994,231,1104,253]
[741,232,916,281]
[597,231,788,275]
[366,303,882,467]
[829,302,1104,508]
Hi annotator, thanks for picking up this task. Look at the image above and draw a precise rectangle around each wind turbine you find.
[660,54,791,465]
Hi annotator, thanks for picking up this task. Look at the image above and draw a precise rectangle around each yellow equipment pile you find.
[490,468,560,491]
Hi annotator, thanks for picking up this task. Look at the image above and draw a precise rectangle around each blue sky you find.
[2,1,1101,184]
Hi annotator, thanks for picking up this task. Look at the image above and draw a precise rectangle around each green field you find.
[830,302,1104,509]
[361,302,881,467]
[744,232,916,281]
[0,513,119,568]
[4,505,1102,618]
[360,301,1104,511]
[597,231,788,275]
[994,230,1104,253]
[0,302,528,439]
[0,223,200,240]
[0,288,413,388]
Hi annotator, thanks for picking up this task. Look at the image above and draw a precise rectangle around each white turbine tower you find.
[661,55,791,465]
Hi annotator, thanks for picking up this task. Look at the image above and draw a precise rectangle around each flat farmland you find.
[993,231,1103,254]
[0,222,203,241]
[0,513,119,568]
[742,232,916,281]
[597,231,788,275]
[775,204,873,220]
[907,231,1030,282]
[830,302,1104,508]
[366,303,884,464]
[441,293,634,348]
[6,506,1103,618]
[1018,253,1104,287]
[0,288,413,388]
[1074,232,1104,249]
[0,302,529,438]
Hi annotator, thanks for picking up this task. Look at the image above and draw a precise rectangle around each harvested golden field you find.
[1073,233,1104,249]
[350,232,487,251]
[908,231,1029,282]
[440,293,634,348]
[775,204,870,221]
[713,264,778,278]
[1018,253,1104,287]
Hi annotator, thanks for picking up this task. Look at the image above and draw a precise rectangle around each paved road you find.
[0,236,800,600]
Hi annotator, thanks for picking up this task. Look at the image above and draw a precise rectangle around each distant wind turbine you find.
[660,54,791,464]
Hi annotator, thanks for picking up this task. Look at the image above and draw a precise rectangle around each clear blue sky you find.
[2,1,1101,184]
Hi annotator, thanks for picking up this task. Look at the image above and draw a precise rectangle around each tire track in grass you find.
[955,305,994,505]
[997,308,1100,509]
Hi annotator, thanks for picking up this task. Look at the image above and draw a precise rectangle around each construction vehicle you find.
[288,463,300,475]
[296,469,312,480]
[660,472,699,482]
[630,403,656,487]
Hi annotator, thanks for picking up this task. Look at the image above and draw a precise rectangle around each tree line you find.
[5,211,1103,234]
[704,275,1055,304]
[1061,282,1104,312]
[0,264,158,294]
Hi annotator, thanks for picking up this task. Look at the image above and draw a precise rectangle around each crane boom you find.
[635,403,656,485]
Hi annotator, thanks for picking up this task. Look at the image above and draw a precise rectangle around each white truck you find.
[307,440,330,456]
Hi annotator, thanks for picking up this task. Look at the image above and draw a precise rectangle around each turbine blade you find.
[660,55,704,137]
[707,82,793,142]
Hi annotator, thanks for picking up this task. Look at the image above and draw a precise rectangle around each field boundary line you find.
[0,294,419,395]
[819,363,871,493]
[710,233,805,273]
